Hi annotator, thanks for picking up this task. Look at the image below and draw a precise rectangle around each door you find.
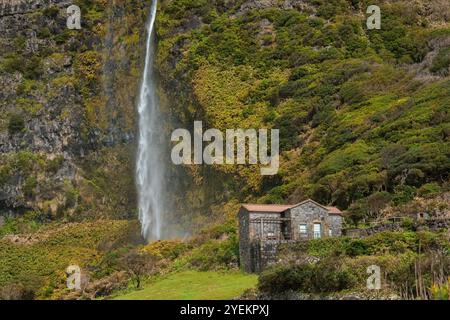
[313,223,321,239]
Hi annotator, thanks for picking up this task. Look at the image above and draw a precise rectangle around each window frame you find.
[313,223,322,239]
[298,224,307,236]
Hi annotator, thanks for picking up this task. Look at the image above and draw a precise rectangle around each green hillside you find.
[156,0,450,227]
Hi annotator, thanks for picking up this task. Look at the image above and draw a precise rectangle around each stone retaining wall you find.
[250,240,299,273]
[344,218,450,238]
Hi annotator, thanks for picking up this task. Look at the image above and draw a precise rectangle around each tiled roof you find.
[241,200,343,215]
[241,204,294,213]
[326,206,343,215]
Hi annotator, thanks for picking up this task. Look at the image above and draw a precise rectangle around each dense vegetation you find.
[0,220,141,299]
[0,0,449,300]
[156,0,450,227]
[258,231,450,299]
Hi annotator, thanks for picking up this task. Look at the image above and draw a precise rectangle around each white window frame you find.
[313,223,321,239]
[299,224,307,235]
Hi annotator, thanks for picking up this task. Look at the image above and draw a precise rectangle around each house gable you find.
[288,199,329,221]
[290,199,329,212]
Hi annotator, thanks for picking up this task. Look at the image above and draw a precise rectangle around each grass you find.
[114,270,258,300]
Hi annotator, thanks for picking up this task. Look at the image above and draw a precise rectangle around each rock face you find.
[0,0,70,16]
[0,1,147,218]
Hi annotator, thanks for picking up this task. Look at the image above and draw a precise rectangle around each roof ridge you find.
[243,203,294,206]
[241,200,342,215]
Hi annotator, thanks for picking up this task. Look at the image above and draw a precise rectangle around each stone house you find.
[238,199,343,272]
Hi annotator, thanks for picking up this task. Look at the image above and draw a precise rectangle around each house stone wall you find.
[249,212,282,240]
[239,210,281,272]
[238,208,251,272]
[288,201,334,239]
[250,240,299,272]
[329,214,343,237]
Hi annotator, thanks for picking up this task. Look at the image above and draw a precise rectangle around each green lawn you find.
[114,270,258,300]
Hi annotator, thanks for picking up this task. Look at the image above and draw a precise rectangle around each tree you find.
[119,250,157,289]
[366,192,392,219]
[345,200,368,227]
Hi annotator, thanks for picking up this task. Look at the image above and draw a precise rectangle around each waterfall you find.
[136,0,165,241]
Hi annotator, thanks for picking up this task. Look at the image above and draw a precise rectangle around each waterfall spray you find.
[136,0,165,241]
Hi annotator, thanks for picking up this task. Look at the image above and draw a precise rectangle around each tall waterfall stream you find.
[136,0,165,241]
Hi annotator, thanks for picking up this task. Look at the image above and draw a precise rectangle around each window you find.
[267,232,276,240]
[299,224,307,236]
[328,229,333,237]
[314,223,321,239]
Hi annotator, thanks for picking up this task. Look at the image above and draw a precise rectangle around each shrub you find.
[16,79,42,95]
[75,51,103,85]
[431,278,450,300]
[46,156,64,174]
[2,55,43,79]
[8,114,25,134]
[393,185,416,205]
[13,151,39,173]
[23,176,38,198]
[43,6,59,19]
[53,32,70,45]
[343,239,369,256]
[345,200,367,226]
[142,240,189,260]
[0,283,35,300]
[258,257,357,295]
[417,183,442,198]
[430,47,450,75]
[178,235,239,271]
[401,217,415,231]
[0,165,12,185]
[15,98,43,116]
[0,212,43,237]
[37,27,51,39]
[64,182,79,208]
[23,56,44,79]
